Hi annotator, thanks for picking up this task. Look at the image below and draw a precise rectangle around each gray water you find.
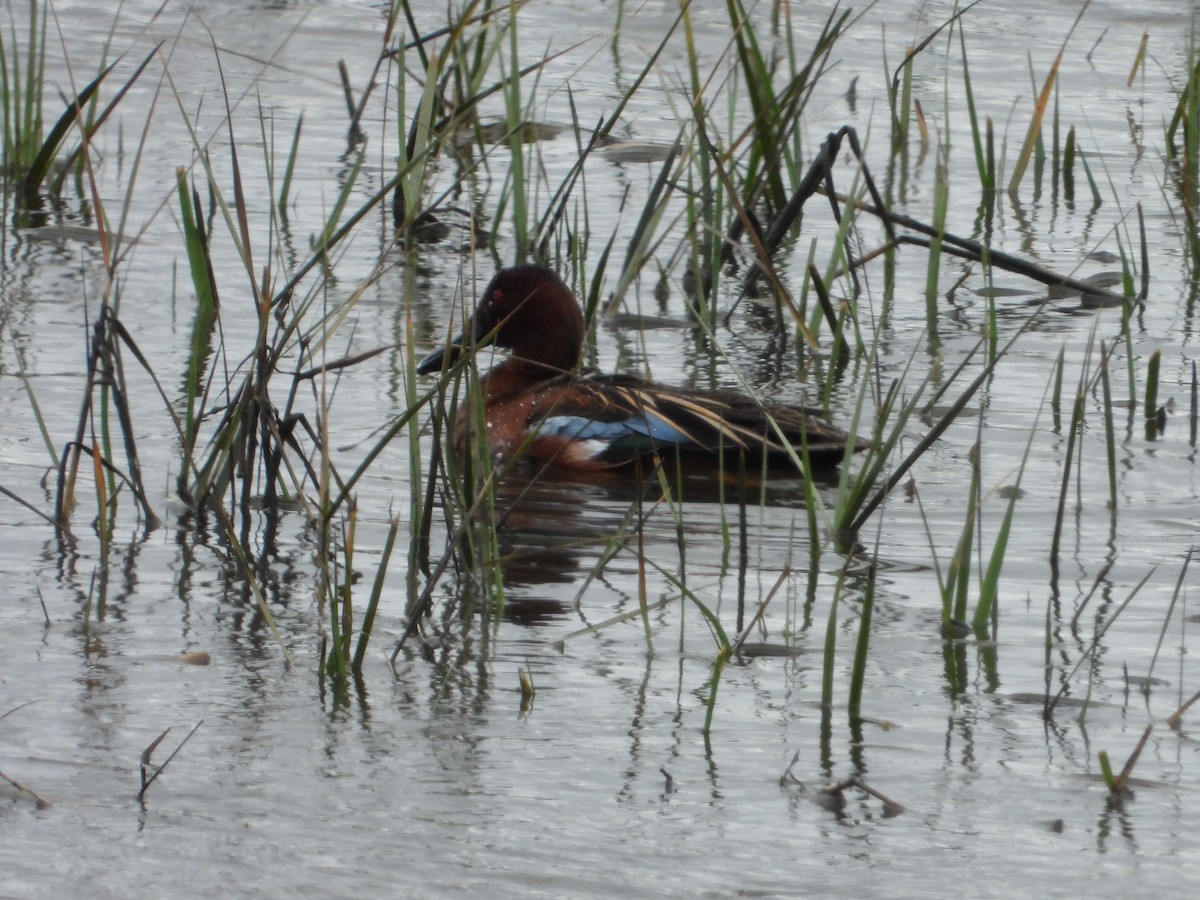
[2,1,1198,896]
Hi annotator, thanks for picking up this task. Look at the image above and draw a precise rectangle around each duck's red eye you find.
[492,289,503,302]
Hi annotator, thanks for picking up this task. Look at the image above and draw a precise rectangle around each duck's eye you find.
[491,289,503,303]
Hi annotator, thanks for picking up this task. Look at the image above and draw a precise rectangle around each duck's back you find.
[520,372,864,470]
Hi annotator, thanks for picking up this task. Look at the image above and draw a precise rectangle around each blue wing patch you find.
[537,412,690,447]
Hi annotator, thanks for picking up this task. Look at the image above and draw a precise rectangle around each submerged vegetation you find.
[2,0,1197,805]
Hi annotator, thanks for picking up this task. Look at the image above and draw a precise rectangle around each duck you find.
[417,264,868,472]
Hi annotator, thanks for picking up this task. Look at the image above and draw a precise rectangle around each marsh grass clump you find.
[1,0,155,213]
[0,0,48,186]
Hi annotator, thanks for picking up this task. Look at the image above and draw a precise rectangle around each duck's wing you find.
[528,377,698,467]
[529,374,865,468]
[682,384,871,462]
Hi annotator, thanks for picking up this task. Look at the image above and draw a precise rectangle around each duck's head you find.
[418,265,585,376]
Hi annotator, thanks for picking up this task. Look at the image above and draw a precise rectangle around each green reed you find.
[175,168,218,454]
[1006,5,1085,197]
[959,26,991,195]
[888,43,914,153]
[847,522,883,719]
[724,0,786,208]
[679,0,719,325]
[276,114,302,218]
[819,563,850,717]
[499,11,530,259]
[972,410,1039,635]
[1,0,47,183]
[904,392,1042,679]
[1098,724,1153,796]
[1048,327,1094,575]
[1098,341,1119,515]
[1145,548,1193,693]
[1050,344,1066,432]
[1167,23,1200,223]
[924,144,950,333]
[1144,347,1162,437]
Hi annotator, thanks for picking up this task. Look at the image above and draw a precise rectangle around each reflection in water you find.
[478,461,837,628]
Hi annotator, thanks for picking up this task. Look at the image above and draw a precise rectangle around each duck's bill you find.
[416,334,463,374]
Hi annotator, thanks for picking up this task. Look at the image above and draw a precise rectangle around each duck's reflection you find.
[477,461,840,625]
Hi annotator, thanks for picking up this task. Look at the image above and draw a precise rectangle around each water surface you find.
[2,1,1198,896]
